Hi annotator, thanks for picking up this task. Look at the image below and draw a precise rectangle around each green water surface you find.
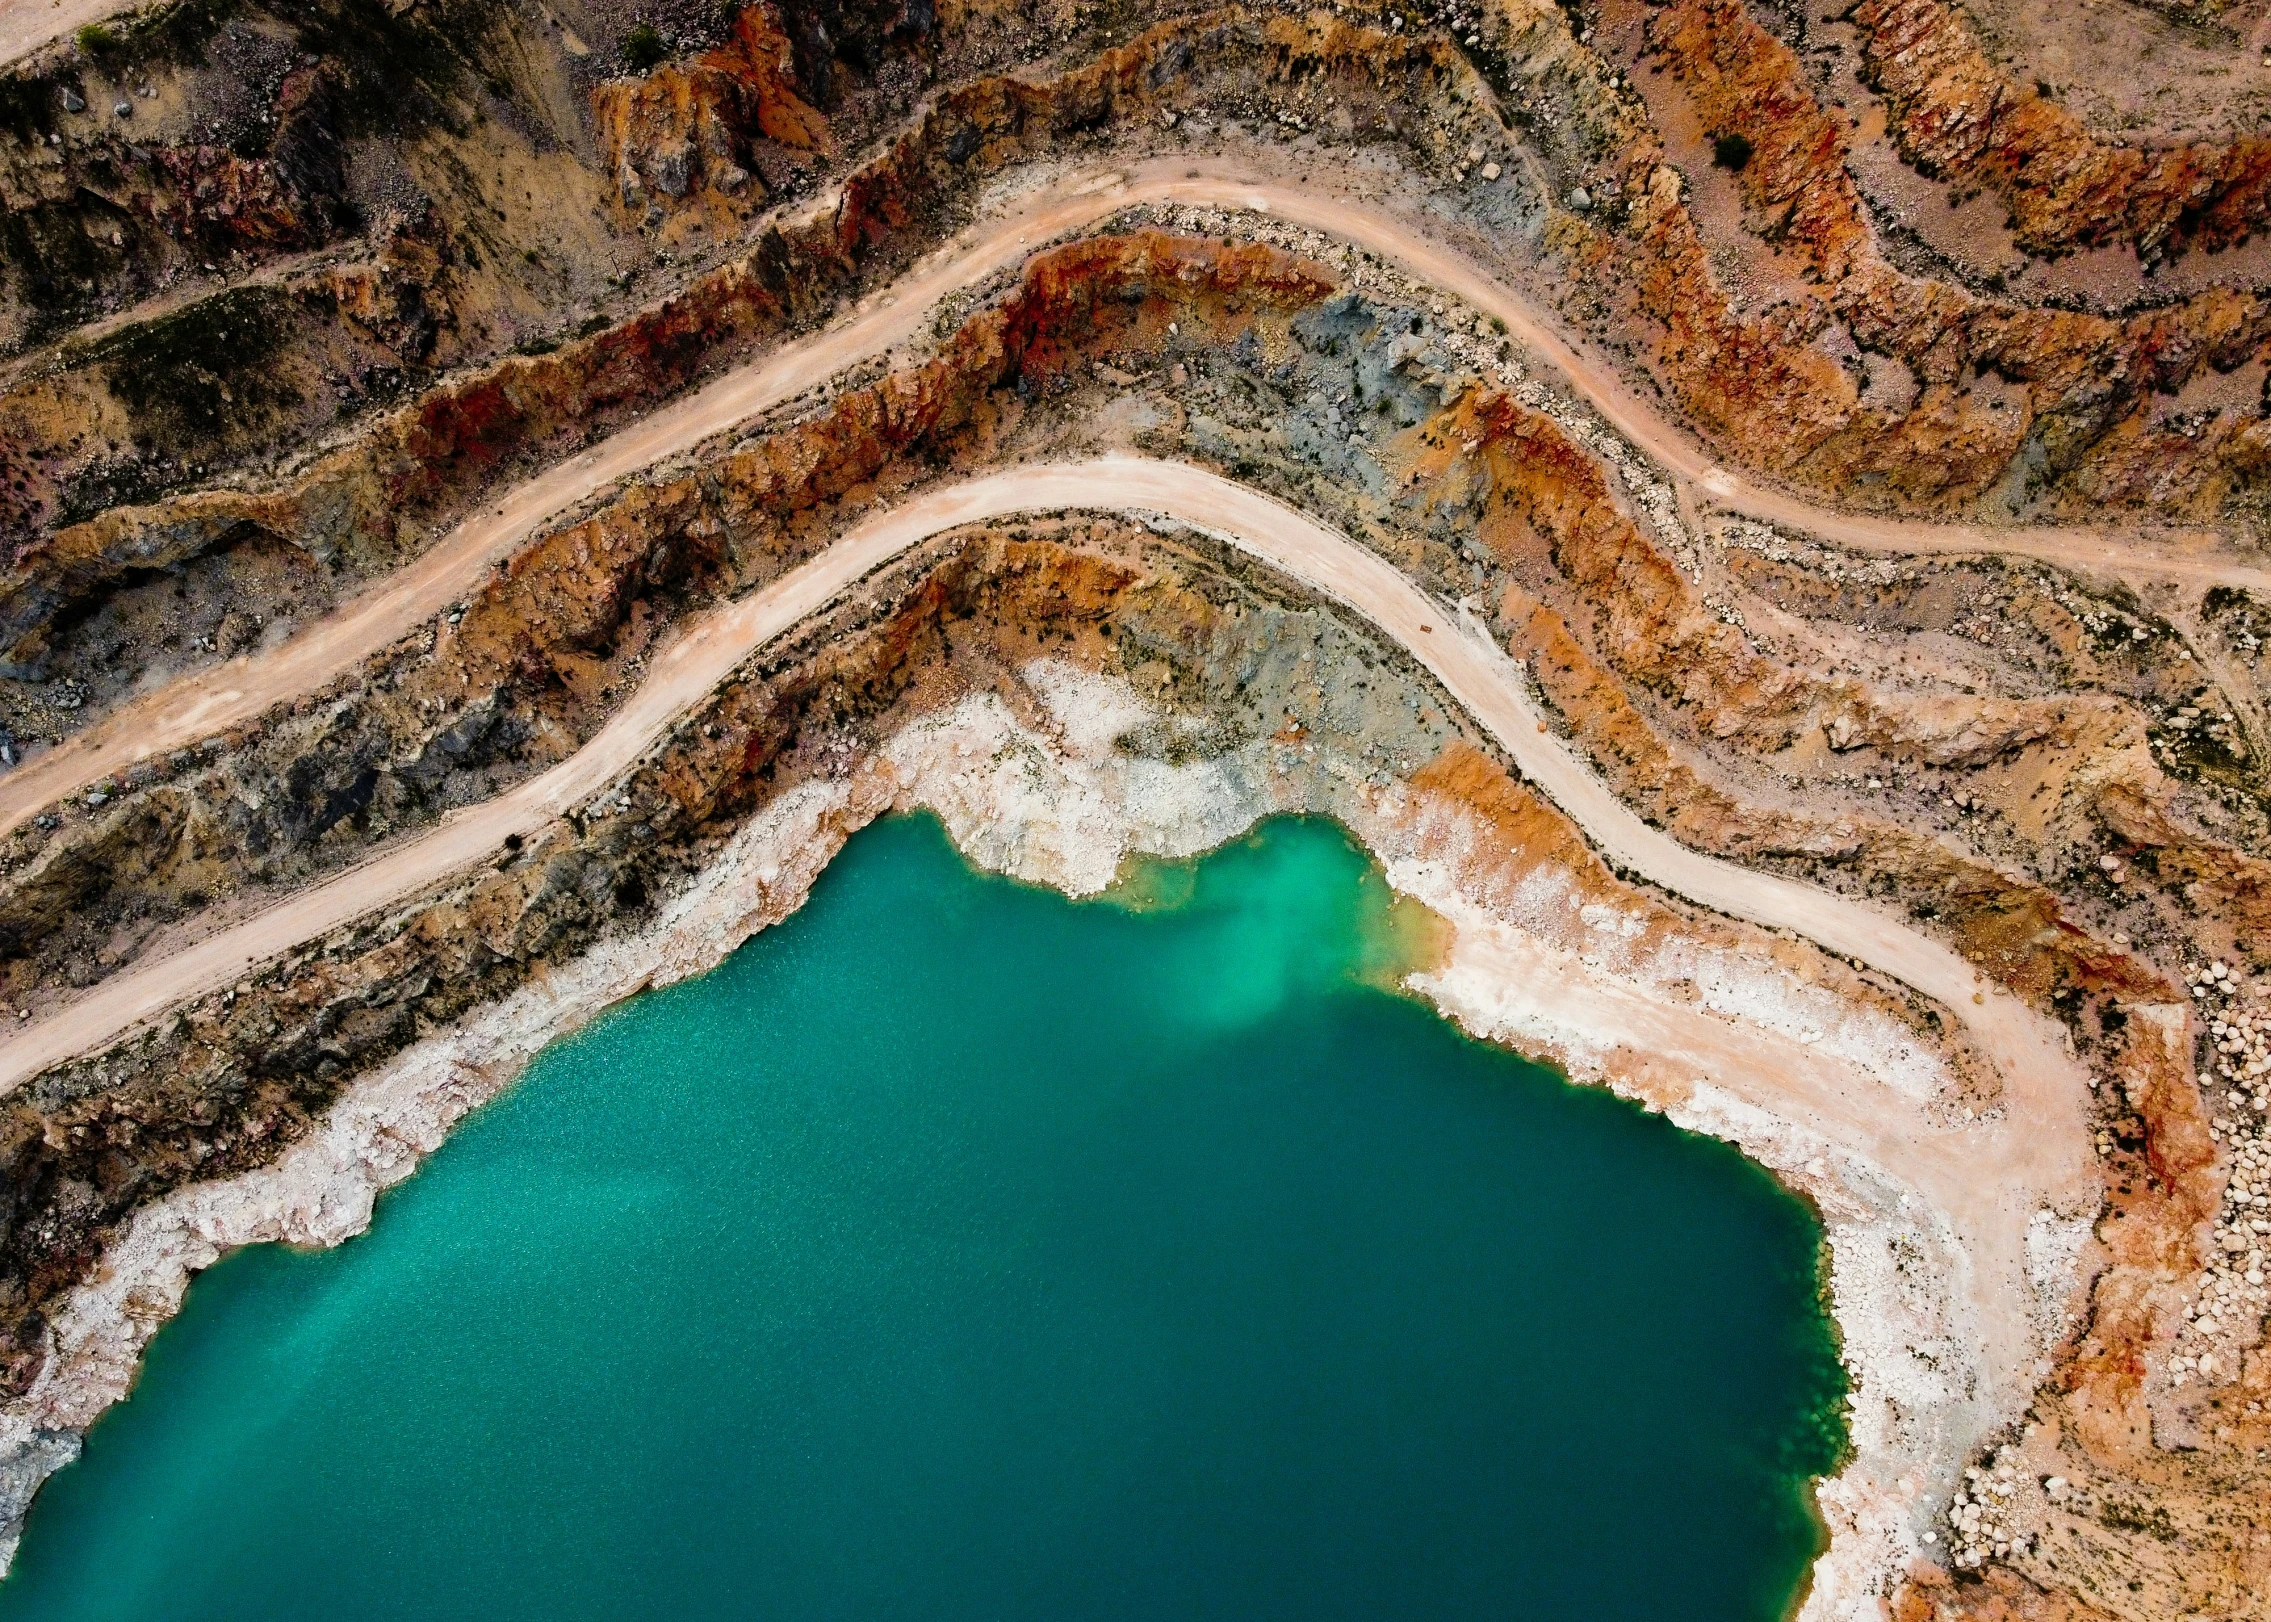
[1,814,1845,1621]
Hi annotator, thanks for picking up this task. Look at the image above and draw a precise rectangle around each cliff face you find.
[0,7,1427,719]
[0,210,2243,1611]
[0,228,1334,1008]
[0,0,999,602]
[1853,0,2271,261]
[1627,0,2270,516]
[594,4,833,217]
[10,0,2267,745]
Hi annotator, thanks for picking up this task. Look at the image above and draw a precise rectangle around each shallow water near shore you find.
[2,813,1845,1621]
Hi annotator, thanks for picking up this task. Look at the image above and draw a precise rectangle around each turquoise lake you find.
[0,814,1846,1620]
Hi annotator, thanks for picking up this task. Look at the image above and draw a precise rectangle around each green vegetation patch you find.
[623,23,667,71]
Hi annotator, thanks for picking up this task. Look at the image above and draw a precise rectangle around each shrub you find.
[1711,131,1754,172]
[75,22,118,55]
[623,23,666,71]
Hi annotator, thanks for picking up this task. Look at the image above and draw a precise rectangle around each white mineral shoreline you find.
[0,663,2062,1618]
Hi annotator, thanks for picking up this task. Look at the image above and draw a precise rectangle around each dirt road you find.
[0,0,123,67]
[0,169,1140,840]
[9,155,2259,843]
[0,454,2094,1420]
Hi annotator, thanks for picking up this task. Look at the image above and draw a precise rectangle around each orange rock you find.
[593,4,832,212]
[1855,0,2271,259]
[1635,0,2271,514]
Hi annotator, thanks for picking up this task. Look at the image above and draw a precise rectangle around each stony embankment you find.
[14,199,2257,1110]
[0,213,2227,1618]
[0,4,1461,738]
[19,0,2271,760]
[0,0,628,543]
[0,228,1335,1003]
[1619,0,2271,517]
[0,0,1046,553]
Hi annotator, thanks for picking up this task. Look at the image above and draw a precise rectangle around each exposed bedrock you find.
[3,224,2251,1104]
[1623,0,2271,518]
[0,231,1337,988]
[0,2,1468,721]
[1849,0,2271,262]
[0,212,2236,1332]
[0,0,975,572]
[0,239,2234,1617]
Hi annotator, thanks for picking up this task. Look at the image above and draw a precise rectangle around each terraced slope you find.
[1,1,2269,1617]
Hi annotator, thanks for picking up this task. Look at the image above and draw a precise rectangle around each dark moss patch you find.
[268,0,483,138]
[86,284,305,448]
[0,197,146,339]
[622,23,667,70]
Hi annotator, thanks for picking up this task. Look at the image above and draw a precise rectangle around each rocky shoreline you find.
[0,656,2058,1620]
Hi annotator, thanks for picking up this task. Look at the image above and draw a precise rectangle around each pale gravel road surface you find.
[8,157,2260,842]
[0,0,123,68]
[0,454,2095,1417]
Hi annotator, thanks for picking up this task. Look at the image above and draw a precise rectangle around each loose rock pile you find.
[1941,1448,2054,1570]
[2174,961,2271,1389]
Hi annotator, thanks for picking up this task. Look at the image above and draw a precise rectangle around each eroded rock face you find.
[0,555,2017,1622]
[0,46,353,349]
[0,211,2255,1614]
[9,0,2266,731]
[1853,0,2271,261]
[1632,0,2271,515]
[595,4,832,213]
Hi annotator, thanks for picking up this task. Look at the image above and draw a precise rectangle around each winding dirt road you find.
[7,158,2261,842]
[0,454,2094,1418]
[8,157,2262,845]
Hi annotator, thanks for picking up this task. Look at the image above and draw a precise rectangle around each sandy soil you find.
[1961,0,2271,147]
